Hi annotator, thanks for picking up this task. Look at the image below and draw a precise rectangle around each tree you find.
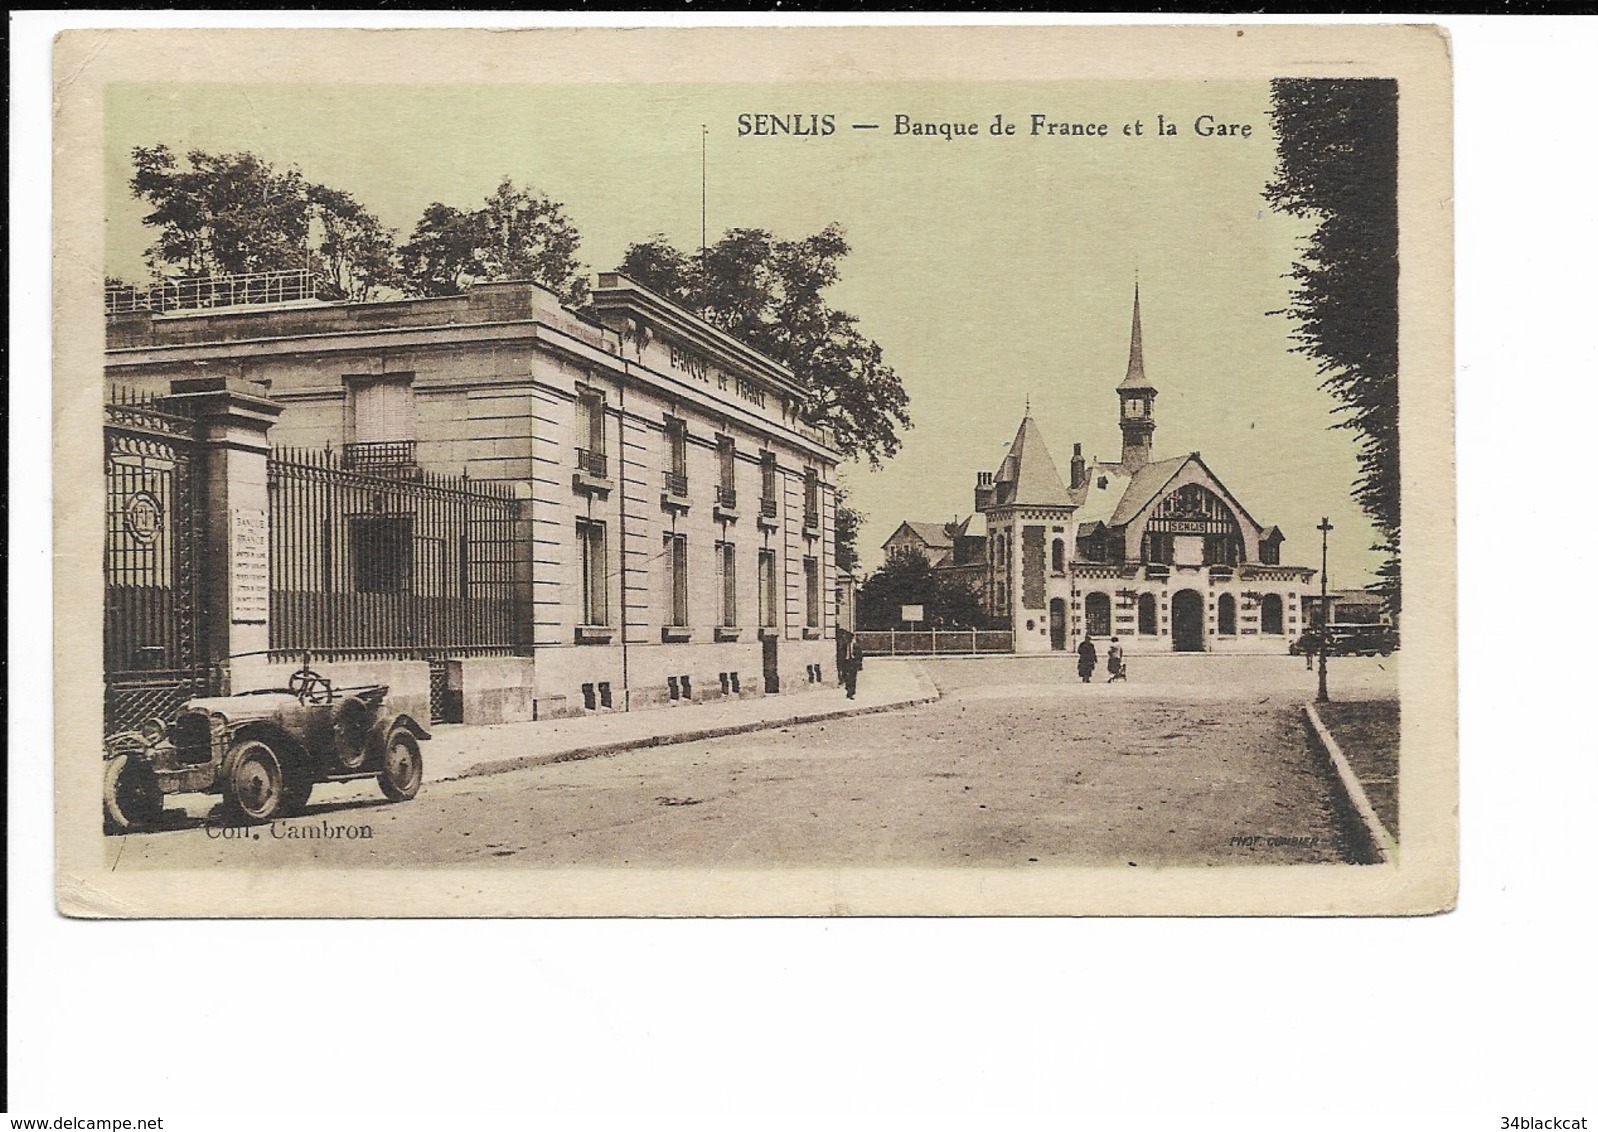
[307,184,399,302]
[1264,79,1400,615]
[128,145,398,301]
[397,177,589,306]
[618,224,912,468]
[130,144,310,278]
[834,486,863,576]
[856,551,988,631]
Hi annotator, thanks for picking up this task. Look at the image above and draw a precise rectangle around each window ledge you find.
[802,627,822,640]
[756,514,779,532]
[758,626,781,641]
[661,492,691,514]
[575,625,615,645]
[661,625,692,644]
[714,626,742,642]
[714,504,740,523]
[574,471,613,496]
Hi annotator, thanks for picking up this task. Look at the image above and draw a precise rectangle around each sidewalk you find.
[424,658,938,781]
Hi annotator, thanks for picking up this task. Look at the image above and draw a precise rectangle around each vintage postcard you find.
[54,24,1455,917]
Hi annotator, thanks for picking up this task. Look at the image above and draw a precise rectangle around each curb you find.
[447,672,941,781]
[1302,701,1396,864]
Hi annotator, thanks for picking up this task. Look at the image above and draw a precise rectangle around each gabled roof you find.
[1109,454,1192,526]
[891,521,955,550]
[993,416,1072,507]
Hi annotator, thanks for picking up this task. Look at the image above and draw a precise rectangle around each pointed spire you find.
[1118,282,1154,391]
[1126,283,1145,383]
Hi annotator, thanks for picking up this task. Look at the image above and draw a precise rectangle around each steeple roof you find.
[992,416,1071,507]
[1117,283,1155,392]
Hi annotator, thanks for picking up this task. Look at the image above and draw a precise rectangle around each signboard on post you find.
[901,604,924,625]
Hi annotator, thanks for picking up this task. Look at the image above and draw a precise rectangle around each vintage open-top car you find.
[103,664,430,833]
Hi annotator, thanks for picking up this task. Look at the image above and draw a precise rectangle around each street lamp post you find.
[1317,516,1333,703]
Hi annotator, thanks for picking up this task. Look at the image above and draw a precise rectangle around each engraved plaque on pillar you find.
[230,507,270,624]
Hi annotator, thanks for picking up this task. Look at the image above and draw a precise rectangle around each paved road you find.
[112,654,1396,870]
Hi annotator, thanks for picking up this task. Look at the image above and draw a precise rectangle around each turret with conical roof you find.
[1117,283,1158,472]
[988,414,1071,508]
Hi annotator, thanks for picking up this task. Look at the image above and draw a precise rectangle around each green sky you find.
[105,80,1382,587]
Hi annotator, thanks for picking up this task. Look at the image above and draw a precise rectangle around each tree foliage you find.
[397,177,589,305]
[856,551,989,631]
[129,145,399,302]
[130,145,312,279]
[1264,79,1400,614]
[834,486,863,575]
[618,225,912,468]
[307,183,399,302]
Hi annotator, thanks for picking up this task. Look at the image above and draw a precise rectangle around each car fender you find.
[389,714,432,742]
[366,714,432,759]
[221,720,311,778]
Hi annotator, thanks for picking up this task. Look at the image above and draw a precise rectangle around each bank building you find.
[973,288,1316,654]
[103,271,843,730]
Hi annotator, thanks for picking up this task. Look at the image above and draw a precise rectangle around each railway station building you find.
[973,288,1317,655]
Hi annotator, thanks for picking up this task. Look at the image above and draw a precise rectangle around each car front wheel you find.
[223,738,287,823]
[104,753,163,834]
[377,729,423,802]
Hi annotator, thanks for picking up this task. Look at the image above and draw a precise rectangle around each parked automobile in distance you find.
[1291,622,1398,658]
[103,664,429,834]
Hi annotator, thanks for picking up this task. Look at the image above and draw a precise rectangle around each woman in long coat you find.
[1076,634,1097,683]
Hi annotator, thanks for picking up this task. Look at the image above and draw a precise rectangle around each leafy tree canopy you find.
[397,177,589,306]
[856,550,989,631]
[128,145,398,301]
[618,224,912,468]
[1264,79,1400,613]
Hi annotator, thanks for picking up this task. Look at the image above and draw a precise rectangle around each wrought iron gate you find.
[103,389,213,734]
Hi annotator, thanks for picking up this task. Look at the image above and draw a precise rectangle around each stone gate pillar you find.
[163,376,283,694]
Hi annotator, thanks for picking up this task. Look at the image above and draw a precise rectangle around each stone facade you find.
[105,275,843,722]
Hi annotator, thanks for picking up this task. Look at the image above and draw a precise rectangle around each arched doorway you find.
[1137,592,1157,636]
[1217,593,1237,636]
[1085,592,1111,638]
[1048,598,1067,651]
[1171,589,1205,652]
[1260,593,1284,636]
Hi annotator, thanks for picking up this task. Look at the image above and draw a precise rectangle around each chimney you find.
[1070,442,1086,490]
[974,470,995,512]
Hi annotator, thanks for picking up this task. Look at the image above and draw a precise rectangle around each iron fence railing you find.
[663,469,688,496]
[576,447,608,479]
[268,447,519,660]
[853,629,1014,657]
[344,439,418,471]
[716,484,738,509]
[106,269,322,315]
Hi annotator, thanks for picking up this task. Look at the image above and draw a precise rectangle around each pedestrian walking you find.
[1077,634,1097,684]
[1107,637,1126,683]
[837,630,863,699]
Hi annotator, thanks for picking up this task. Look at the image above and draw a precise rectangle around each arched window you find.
[1085,592,1111,637]
[1138,592,1157,635]
[1148,483,1245,565]
[1218,593,1237,635]
[1052,538,1066,573]
[1260,593,1284,635]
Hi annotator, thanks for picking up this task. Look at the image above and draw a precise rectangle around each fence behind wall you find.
[853,629,1013,657]
[268,447,520,660]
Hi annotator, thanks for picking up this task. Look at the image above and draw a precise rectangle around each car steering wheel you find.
[287,665,333,705]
